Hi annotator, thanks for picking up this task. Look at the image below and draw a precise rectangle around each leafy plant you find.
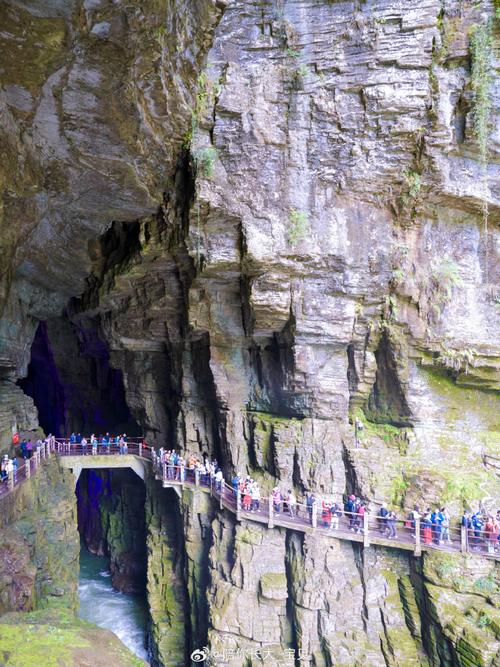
[296,64,309,78]
[193,147,218,178]
[285,47,301,58]
[433,257,463,295]
[435,344,477,374]
[184,71,221,149]
[469,21,493,165]
[384,294,399,319]
[391,268,405,285]
[473,575,497,595]
[400,170,421,206]
[287,209,310,246]
[390,475,409,507]
[476,615,492,629]
[425,256,464,322]
[154,25,167,45]
[469,19,494,285]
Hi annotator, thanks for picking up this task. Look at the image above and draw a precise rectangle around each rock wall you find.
[77,468,147,594]
[0,456,79,615]
[0,0,499,666]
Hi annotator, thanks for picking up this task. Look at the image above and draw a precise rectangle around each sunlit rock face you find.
[0,0,499,665]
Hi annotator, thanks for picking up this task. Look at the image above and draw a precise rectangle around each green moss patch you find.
[0,609,145,666]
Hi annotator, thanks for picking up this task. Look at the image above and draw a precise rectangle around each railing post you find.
[268,495,274,528]
[42,442,46,460]
[236,489,241,521]
[162,463,167,484]
[312,501,317,529]
[26,459,30,479]
[414,517,421,556]
[363,512,370,547]
[195,468,200,486]
[461,525,468,554]
[139,443,142,458]
[219,484,224,510]
[180,464,185,484]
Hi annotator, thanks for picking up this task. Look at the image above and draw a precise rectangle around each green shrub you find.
[473,575,498,595]
[193,147,218,178]
[287,209,310,246]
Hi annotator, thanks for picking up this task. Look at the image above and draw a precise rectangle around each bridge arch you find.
[59,454,149,488]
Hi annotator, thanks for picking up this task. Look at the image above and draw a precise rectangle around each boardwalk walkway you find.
[2,438,499,561]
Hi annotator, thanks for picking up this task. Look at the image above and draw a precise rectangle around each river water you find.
[79,547,149,662]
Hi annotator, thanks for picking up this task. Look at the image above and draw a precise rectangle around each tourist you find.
[1,455,8,482]
[330,503,342,530]
[431,508,442,544]
[411,505,420,539]
[287,489,296,518]
[322,500,332,528]
[484,516,497,554]
[471,512,483,550]
[357,502,366,534]
[20,440,27,459]
[70,433,76,446]
[440,507,451,544]
[272,487,282,514]
[378,503,389,535]
[306,493,316,523]
[214,468,223,494]
[345,494,357,530]
[387,510,397,539]
[81,437,88,455]
[26,440,33,459]
[251,482,260,511]
[242,485,252,512]
[232,474,240,494]
[422,510,433,545]
[90,434,97,455]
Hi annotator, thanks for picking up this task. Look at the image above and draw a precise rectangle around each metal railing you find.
[0,437,56,500]
[2,442,498,560]
[54,438,150,459]
[149,460,499,559]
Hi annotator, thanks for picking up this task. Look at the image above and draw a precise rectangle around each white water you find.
[78,547,149,662]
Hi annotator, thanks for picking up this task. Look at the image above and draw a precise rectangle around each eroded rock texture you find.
[0,0,499,666]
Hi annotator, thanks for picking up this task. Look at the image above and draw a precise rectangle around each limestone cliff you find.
[0,0,499,666]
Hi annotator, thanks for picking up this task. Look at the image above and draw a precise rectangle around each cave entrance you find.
[18,318,140,437]
[76,467,149,661]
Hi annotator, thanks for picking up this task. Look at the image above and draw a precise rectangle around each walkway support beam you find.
[363,512,370,548]
[414,518,421,557]
[268,496,274,529]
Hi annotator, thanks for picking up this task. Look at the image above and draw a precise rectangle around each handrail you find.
[2,443,498,560]
[147,460,499,560]
[0,437,56,501]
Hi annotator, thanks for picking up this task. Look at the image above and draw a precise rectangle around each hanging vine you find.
[469,17,493,285]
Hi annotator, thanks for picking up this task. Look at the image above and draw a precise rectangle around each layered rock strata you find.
[0,0,499,666]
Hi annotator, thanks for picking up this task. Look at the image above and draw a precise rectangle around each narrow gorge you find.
[0,1,498,666]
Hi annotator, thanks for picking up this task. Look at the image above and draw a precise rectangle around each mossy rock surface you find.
[260,572,288,600]
[0,609,145,666]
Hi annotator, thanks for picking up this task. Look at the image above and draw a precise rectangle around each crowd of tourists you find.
[0,436,50,484]
[67,432,130,455]
[156,448,226,491]
[152,456,500,553]
[3,436,499,554]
